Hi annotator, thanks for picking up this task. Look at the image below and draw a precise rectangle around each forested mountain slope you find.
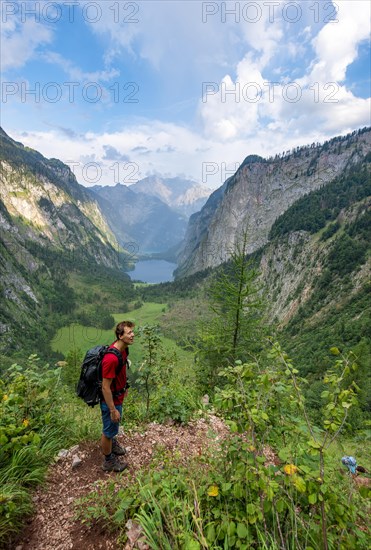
[149,157,370,405]
[259,159,370,393]
[0,128,132,355]
[176,128,371,277]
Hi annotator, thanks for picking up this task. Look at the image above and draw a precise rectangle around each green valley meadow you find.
[1,129,370,549]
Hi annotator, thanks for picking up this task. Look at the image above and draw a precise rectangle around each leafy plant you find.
[214,342,367,550]
[150,383,198,424]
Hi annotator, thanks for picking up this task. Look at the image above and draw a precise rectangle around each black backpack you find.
[76,345,126,407]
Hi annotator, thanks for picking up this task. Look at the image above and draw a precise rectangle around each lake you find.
[129,259,177,283]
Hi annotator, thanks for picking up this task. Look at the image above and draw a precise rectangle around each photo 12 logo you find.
[202,81,340,104]
[1,81,140,104]
[202,161,241,184]
[201,2,339,24]
[1,2,140,24]
[66,160,140,185]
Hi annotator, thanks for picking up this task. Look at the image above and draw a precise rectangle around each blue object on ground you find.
[341,456,357,474]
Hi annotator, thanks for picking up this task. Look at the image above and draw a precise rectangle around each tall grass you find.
[0,358,102,547]
[51,302,167,356]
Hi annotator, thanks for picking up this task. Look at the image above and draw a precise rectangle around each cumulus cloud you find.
[310,1,370,83]
[7,122,252,188]
[1,18,52,71]
[102,145,130,162]
[198,0,370,145]
[2,1,369,190]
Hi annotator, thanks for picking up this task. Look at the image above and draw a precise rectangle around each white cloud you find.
[200,61,264,140]
[310,1,370,83]
[1,19,52,71]
[198,0,370,147]
[7,122,264,189]
[3,116,339,193]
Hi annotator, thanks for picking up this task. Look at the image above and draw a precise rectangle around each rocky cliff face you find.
[0,200,42,347]
[259,221,370,329]
[176,129,371,277]
[257,186,370,379]
[0,128,120,268]
[0,128,126,352]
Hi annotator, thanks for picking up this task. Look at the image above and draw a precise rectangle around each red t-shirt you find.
[101,344,128,405]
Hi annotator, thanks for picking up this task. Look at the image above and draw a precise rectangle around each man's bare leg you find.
[101,434,112,455]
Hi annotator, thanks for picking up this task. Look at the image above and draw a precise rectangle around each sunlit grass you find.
[50,303,194,379]
[51,302,167,355]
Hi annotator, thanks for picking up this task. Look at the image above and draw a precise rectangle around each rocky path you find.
[13,415,230,550]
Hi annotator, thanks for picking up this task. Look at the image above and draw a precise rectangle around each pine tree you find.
[195,231,267,393]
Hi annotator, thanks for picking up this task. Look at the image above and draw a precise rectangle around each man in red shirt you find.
[101,320,135,472]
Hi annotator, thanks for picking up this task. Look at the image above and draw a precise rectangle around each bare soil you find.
[12,415,230,550]
[10,416,368,550]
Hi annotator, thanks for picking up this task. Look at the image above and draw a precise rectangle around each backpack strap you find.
[102,347,126,397]
[104,347,124,375]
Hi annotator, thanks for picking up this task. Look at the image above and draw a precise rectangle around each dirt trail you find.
[13,415,230,550]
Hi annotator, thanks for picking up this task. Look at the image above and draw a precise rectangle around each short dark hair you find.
[115,321,135,340]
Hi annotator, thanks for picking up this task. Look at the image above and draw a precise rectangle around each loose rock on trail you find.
[14,415,230,550]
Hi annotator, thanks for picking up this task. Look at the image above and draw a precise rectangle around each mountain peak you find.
[130,175,211,216]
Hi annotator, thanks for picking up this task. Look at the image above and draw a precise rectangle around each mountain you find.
[176,128,371,277]
[130,175,211,217]
[0,128,121,265]
[151,155,370,407]
[0,128,130,354]
[258,157,370,376]
[89,183,188,254]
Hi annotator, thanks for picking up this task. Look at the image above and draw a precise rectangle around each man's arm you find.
[102,378,121,423]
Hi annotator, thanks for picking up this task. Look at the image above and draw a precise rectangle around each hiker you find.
[101,320,135,472]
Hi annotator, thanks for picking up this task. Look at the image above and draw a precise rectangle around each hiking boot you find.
[102,456,128,472]
[112,438,127,456]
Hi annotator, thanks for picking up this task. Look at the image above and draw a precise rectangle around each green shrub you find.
[75,344,370,549]
[0,482,32,545]
[0,355,100,546]
[120,388,148,429]
[320,221,340,241]
[150,384,198,424]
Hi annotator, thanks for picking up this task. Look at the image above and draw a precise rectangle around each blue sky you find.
[1,0,370,188]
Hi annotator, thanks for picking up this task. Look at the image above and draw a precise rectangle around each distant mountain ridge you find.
[176,128,371,277]
[89,176,211,255]
[130,176,211,217]
[89,183,188,254]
